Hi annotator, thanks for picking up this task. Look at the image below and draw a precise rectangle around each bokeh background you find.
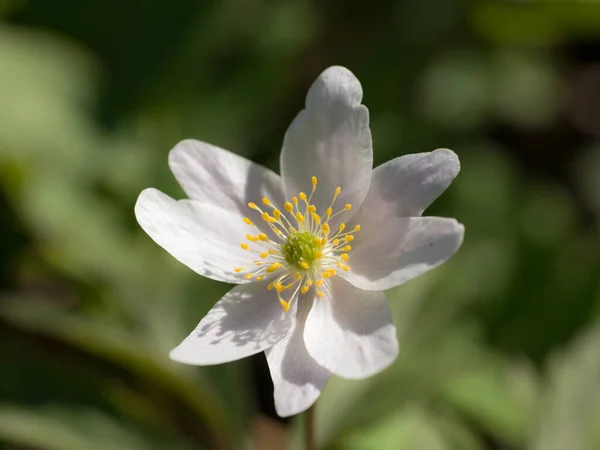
[2,0,600,449]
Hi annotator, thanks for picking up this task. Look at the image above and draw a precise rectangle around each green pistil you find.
[281,232,320,269]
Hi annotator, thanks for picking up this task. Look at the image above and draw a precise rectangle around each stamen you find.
[239,176,360,305]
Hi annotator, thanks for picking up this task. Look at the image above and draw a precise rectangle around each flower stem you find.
[305,404,316,450]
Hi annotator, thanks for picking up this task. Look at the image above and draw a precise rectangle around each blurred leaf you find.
[0,299,233,449]
[0,404,194,450]
[530,319,600,450]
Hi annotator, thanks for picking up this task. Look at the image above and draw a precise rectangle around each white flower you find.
[135,66,464,417]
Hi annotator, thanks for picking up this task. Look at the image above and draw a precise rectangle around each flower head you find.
[135,66,464,417]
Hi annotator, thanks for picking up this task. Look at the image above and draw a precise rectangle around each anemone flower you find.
[135,66,464,417]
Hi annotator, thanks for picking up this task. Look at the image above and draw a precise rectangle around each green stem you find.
[305,404,316,450]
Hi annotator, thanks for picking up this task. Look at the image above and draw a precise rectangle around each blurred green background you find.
[2,0,600,449]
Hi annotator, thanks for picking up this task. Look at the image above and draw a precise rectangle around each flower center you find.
[233,176,359,312]
[281,231,322,269]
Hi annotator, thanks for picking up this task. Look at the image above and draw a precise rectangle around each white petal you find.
[342,216,464,291]
[352,149,459,233]
[303,277,398,379]
[135,188,256,284]
[169,139,285,221]
[265,299,331,417]
[170,281,296,365]
[280,66,372,217]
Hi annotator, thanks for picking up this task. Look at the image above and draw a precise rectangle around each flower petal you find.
[303,277,398,379]
[265,299,331,417]
[342,216,464,291]
[280,66,372,217]
[169,139,285,219]
[135,188,257,284]
[352,149,459,233]
[170,281,296,365]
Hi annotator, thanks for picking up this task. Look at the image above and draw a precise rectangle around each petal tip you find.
[307,65,363,109]
[432,148,461,175]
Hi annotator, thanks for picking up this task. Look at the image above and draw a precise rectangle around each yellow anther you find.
[248,202,259,210]
[316,279,323,287]
[345,235,354,242]
[267,283,274,291]
[307,280,313,287]
[289,226,297,233]
[262,197,271,206]
[280,299,290,311]
[316,251,323,258]
[299,192,307,201]
[276,282,285,293]
[341,253,349,262]
[301,286,310,294]
[273,209,281,219]
[337,262,343,268]
[244,274,253,280]
[266,263,280,273]
[314,238,321,246]
[342,265,350,271]
[256,275,264,281]
[300,261,310,270]
[354,225,361,231]
[320,238,327,245]
[307,205,316,213]
[329,269,337,276]
[258,233,268,241]
[268,249,278,255]
[243,217,253,225]
[295,212,305,223]
[294,273,302,280]
[322,223,330,234]
[292,197,298,205]
[333,239,340,246]
[261,212,270,221]
[246,234,258,242]
[284,202,293,212]
[260,252,268,259]
[312,176,318,188]
[241,243,249,250]
[326,207,333,216]
[339,223,346,232]
[234,267,243,273]
[317,290,325,297]
[334,186,342,197]
[343,245,352,252]
[323,271,331,278]
[311,213,321,224]
[345,204,352,210]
